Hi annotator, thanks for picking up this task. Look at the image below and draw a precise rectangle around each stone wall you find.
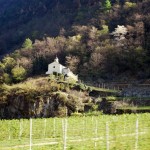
[122,87,150,97]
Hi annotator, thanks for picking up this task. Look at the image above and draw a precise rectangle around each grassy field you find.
[0,114,150,150]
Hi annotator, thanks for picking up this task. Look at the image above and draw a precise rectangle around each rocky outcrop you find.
[0,90,89,119]
[1,78,150,118]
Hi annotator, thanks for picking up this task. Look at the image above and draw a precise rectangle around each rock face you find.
[0,96,64,119]
[0,91,88,119]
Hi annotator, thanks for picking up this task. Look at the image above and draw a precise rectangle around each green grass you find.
[89,86,119,93]
[118,106,150,110]
[58,81,119,93]
[106,96,150,102]
[2,77,50,91]
[0,114,150,150]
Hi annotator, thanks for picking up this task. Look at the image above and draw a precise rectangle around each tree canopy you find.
[22,38,33,49]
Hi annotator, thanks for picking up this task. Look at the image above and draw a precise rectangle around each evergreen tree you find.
[104,0,111,11]
[22,38,33,49]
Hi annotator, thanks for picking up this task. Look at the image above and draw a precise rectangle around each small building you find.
[46,57,78,81]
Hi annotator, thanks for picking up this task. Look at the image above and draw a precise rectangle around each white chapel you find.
[46,57,78,81]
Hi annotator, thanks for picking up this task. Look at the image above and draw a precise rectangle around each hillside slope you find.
[0,0,100,55]
[0,0,149,55]
[0,0,150,81]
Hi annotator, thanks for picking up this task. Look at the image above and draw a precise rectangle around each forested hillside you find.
[0,0,100,55]
[0,0,150,82]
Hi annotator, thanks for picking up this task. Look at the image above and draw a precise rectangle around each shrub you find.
[65,76,77,84]
[3,73,12,84]
[57,106,68,117]
[64,83,70,92]
[67,94,84,112]
[11,66,26,82]
[125,2,136,8]
[2,57,16,73]
[50,81,60,92]
[56,92,68,104]
[78,83,87,91]
[99,25,109,35]
[58,74,64,81]
[68,83,75,89]
[87,86,92,92]
[60,83,65,90]
[92,104,99,111]
[48,74,56,81]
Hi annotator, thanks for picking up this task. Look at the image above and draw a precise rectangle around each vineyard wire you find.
[0,114,150,150]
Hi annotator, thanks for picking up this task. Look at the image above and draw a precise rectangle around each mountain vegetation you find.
[0,0,150,83]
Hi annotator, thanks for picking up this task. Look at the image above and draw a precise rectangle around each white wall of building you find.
[46,62,64,74]
[46,57,78,81]
[62,68,70,75]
